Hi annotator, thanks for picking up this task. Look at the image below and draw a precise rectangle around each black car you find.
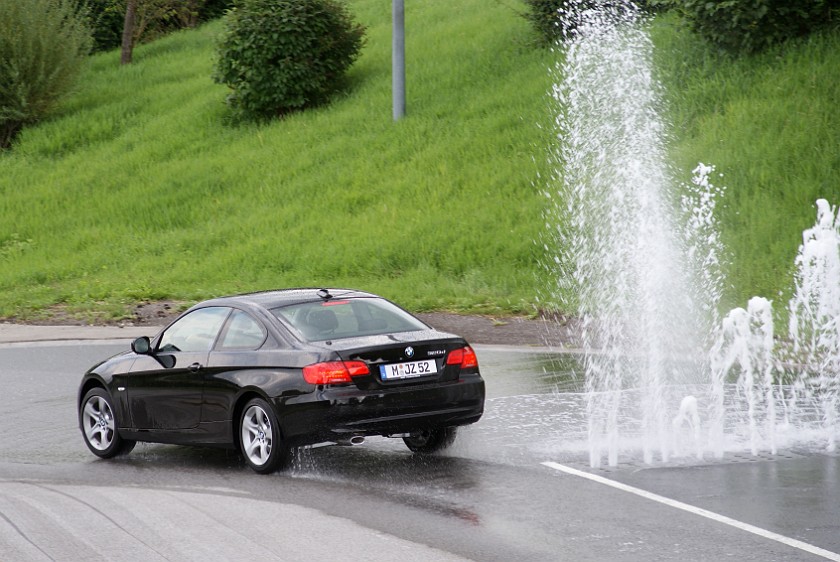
[78,288,485,473]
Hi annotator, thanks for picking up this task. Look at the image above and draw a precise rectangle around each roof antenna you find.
[317,288,333,300]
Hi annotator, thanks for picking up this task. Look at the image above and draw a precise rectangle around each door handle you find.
[188,362,202,372]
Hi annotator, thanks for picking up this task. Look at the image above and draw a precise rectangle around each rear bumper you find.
[274,373,485,446]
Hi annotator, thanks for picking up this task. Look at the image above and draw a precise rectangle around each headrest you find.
[308,309,338,332]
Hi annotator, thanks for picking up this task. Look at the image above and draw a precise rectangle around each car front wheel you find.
[403,427,457,453]
[239,398,289,474]
[80,388,136,458]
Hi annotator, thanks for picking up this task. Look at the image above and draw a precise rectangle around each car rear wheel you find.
[239,398,289,474]
[403,427,457,453]
[80,388,136,458]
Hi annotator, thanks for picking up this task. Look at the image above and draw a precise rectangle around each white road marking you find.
[542,461,840,561]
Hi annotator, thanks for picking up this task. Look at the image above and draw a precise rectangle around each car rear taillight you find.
[446,346,479,369]
[302,361,370,385]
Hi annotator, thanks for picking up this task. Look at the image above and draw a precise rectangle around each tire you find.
[239,398,289,474]
[403,427,457,454]
[80,388,136,459]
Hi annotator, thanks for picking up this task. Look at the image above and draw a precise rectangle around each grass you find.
[0,0,555,321]
[652,15,840,312]
[1,4,838,324]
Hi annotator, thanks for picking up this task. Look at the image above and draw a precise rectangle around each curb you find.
[0,324,162,344]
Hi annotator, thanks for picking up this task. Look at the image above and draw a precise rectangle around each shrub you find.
[522,0,665,45]
[666,0,840,53]
[199,0,234,22]
[0,0,92,149]
[79,0,124,52]
[214,0,366,120]
[522,0,588,45]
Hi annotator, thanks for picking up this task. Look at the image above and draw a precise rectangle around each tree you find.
[82,0,232,54]
[120,0,215,64]
[120,0,137,64]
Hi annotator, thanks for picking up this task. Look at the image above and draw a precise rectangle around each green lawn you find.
[652,15,840,311]
[0,3,838,324]
[0,1,554,321]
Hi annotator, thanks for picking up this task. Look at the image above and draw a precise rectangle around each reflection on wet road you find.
[1,342,838,561]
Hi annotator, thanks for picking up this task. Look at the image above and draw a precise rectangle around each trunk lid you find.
[328,331,469,389]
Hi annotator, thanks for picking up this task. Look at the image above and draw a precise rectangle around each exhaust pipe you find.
[334,435,365,446]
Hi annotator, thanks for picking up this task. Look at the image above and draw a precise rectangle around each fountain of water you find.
[709,297,776,457]
[544,0,840,466]
[787,199,840,452]
[544,0,718,467]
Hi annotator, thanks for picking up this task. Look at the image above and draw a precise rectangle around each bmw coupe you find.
[77,289,485,473]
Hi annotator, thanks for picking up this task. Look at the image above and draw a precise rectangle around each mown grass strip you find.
[0,1,554,320]
[1,4,838,323]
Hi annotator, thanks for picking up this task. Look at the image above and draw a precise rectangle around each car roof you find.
[197,288,380,310]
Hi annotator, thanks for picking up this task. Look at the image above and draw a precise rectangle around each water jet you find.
[544,0,840,466]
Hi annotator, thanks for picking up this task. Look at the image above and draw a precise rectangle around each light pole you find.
[392,0,405,120]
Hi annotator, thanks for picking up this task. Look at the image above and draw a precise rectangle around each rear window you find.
[271,298,428,342]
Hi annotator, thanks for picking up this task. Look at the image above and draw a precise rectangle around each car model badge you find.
[405,346,414,358]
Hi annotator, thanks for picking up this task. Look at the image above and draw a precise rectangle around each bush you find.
[199,0,234,21]
[0,0,92,149]
[666,0,840,53]
[214,0,366,120]
[522,0,590,44]
[522,0,665,45]
[79,0,124,52]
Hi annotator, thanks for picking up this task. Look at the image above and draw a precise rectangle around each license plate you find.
[379,359,437,380]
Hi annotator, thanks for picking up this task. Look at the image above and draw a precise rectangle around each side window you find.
[158,307,230,353]
[218,310,266,350]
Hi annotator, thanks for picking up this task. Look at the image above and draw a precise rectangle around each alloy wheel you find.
[82,395,115,451]
[241,404,273,466]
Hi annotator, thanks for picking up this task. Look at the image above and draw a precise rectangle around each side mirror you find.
[131,336,152,355]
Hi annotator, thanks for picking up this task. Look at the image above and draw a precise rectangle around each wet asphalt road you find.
[1,341,839,561]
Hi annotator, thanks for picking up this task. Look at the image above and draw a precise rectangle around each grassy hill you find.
[0,2,838,322]
[652,16,840,311]
[0,1,554,321]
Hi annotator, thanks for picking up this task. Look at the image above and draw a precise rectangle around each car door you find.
[201,308,271,424]
[126,306,231,431]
